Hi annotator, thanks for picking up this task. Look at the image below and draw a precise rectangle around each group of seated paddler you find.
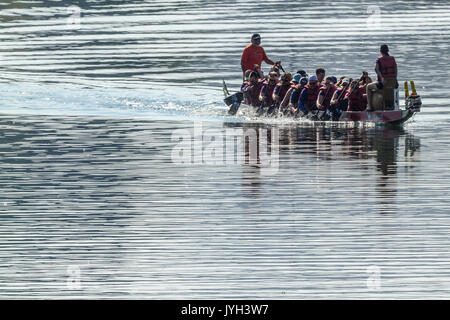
[240,66,378,121]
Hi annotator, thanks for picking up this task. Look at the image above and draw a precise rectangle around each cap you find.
[331,76,338,84]
[308,75,318,81]
[341,78,349,84]
[293,74,302,83]
[251,33,261,40]
[300,77,308,85]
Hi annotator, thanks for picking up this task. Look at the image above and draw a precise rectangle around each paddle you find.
[337,80,350,101]
[329,79,351,120]
[226,92,243,115]
[223,80,244,116]
[302,82,330,121]
[267,102,278,116]
[257,100,266,116]
[317,85,334,121]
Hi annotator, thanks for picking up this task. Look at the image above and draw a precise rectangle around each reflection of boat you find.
[223,121,420,178]
[223,121,421,214]
[223,80,422,126]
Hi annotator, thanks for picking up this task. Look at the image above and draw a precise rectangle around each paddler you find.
[366,44,398,111]
[241,34,280,78]
[240,69,253,92]
[316,76,337,111]
[272,72,293,112]
[258,71,279,114]
[284,76,308,116]
[242,71,264,108]
[280,74,301,112]
[329,78,350,119]
[297,75,320,115]
[345,79,365,111]
[314,76,337,120]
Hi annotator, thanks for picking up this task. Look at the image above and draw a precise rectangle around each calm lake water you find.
[0,0,450,299]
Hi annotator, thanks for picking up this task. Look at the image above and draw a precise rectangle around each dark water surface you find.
[0,0,450,298]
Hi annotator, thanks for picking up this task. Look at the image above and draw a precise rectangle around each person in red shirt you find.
[241,34,279,76]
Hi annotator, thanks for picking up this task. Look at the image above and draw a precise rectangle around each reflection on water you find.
[230,122,420,214]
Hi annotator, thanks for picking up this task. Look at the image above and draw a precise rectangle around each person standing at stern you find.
[366,44,398,111]
[241,34,279,77]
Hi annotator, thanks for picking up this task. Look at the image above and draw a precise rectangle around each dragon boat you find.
[223,79,422,126]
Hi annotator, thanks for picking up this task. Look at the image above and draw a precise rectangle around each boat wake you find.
[0,83,230,121]
[0,83,330,125]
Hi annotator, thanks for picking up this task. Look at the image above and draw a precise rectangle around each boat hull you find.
[233,103,416,126]
[340,109,415,125]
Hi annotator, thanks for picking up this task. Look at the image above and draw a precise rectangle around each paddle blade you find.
[224,92,243,106]
[225,92,243,115]
[228,102,240,115]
